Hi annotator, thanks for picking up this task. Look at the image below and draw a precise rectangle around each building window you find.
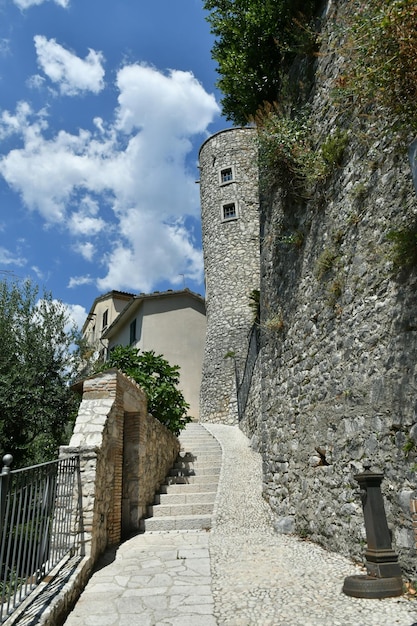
[219,166,234,185]
[102,309,108,330]
[222,202,238,222]
[130,319,137,345]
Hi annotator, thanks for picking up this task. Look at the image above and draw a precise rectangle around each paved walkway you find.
[64,424,417,626]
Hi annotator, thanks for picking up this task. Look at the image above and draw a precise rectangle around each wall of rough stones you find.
[34,369,179,626]
[257,0,417,577]
[199,128,260,424]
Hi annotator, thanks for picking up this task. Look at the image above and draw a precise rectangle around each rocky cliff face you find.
[258,0,417,575]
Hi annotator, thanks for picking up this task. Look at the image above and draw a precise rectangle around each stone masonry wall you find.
[63,369,179,556]
[199,128,260,424]
[258,0,417,577]
[44,369,179,626]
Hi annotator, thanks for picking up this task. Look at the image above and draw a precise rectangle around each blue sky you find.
[0,0,228,327]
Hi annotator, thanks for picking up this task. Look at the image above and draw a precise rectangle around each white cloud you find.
[0,246,26,266]
[67,275,94,289]
[64,303,87,331]
[0,64,220,293]
[68,197,106,236]
[34,36,105,96]
[73,242,95,261]
[26,74,46,90]
[14,0,69,9]
[116,64,221,135]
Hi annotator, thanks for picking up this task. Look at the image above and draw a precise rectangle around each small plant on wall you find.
[327,276,344,308]
[264,312,285,332]
[321,130,349,171]
[386,224,417,271]
[255,103,324,194]
[248,289,260,324]
[315,247,338,280]
[279,231,305,248]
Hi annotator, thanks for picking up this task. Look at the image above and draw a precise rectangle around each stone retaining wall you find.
[258,0,417,577]
[14,369,180,626]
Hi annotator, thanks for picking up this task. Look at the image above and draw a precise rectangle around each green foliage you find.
[256,106,350,192]
[387,225,417,271]
[320,130,349,169]
[403,436,416,457]
[0,279,81,467]
[279,231,304,248]
[316,248,338,280]
[256,105,322,191]
[351,183,368,203]
[327,277,344,309]
[204,0,322,124]
[100,345,191,435]
[337,0,417,130]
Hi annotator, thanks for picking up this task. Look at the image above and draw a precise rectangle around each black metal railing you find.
[236,324,260,420]
[0,455,80,623]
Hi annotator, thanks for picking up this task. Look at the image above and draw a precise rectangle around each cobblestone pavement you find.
[64,424,417,626]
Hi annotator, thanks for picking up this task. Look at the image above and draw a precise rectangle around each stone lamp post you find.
[343,465,403,598]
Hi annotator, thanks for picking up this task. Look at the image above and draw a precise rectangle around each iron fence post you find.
[0,454,13,536]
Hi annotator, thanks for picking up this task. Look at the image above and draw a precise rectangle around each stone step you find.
[166,472,220,484]
[147,502,214,517]
[170,465,220,476]
[141,423,220,534]
[179,441,220,448]
[179,431,220,438]
[142,514,212,532]
[156,491,216,505]
[165,474,219,488]
[159,482,219,494]
[174,456,221,467]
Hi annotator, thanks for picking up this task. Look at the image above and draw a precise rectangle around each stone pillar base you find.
[343,574,403,599]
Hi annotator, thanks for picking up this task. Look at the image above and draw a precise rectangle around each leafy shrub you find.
[99,345,191,435]
[204,0,322,124]
[0,279,82,467]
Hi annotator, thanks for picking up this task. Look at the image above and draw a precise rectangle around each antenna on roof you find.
[179,274,186,289]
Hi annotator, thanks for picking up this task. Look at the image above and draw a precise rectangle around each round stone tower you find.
[199,128,260,424]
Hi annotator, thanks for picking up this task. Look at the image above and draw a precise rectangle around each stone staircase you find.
[141,422,222,531]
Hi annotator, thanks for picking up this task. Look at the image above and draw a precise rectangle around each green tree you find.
[0,279,81,467]
[204,0,321,125]
[99,345,191,435]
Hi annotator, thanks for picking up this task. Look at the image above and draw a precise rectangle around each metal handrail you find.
[236,324,260,420]
[0,455,80,623]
